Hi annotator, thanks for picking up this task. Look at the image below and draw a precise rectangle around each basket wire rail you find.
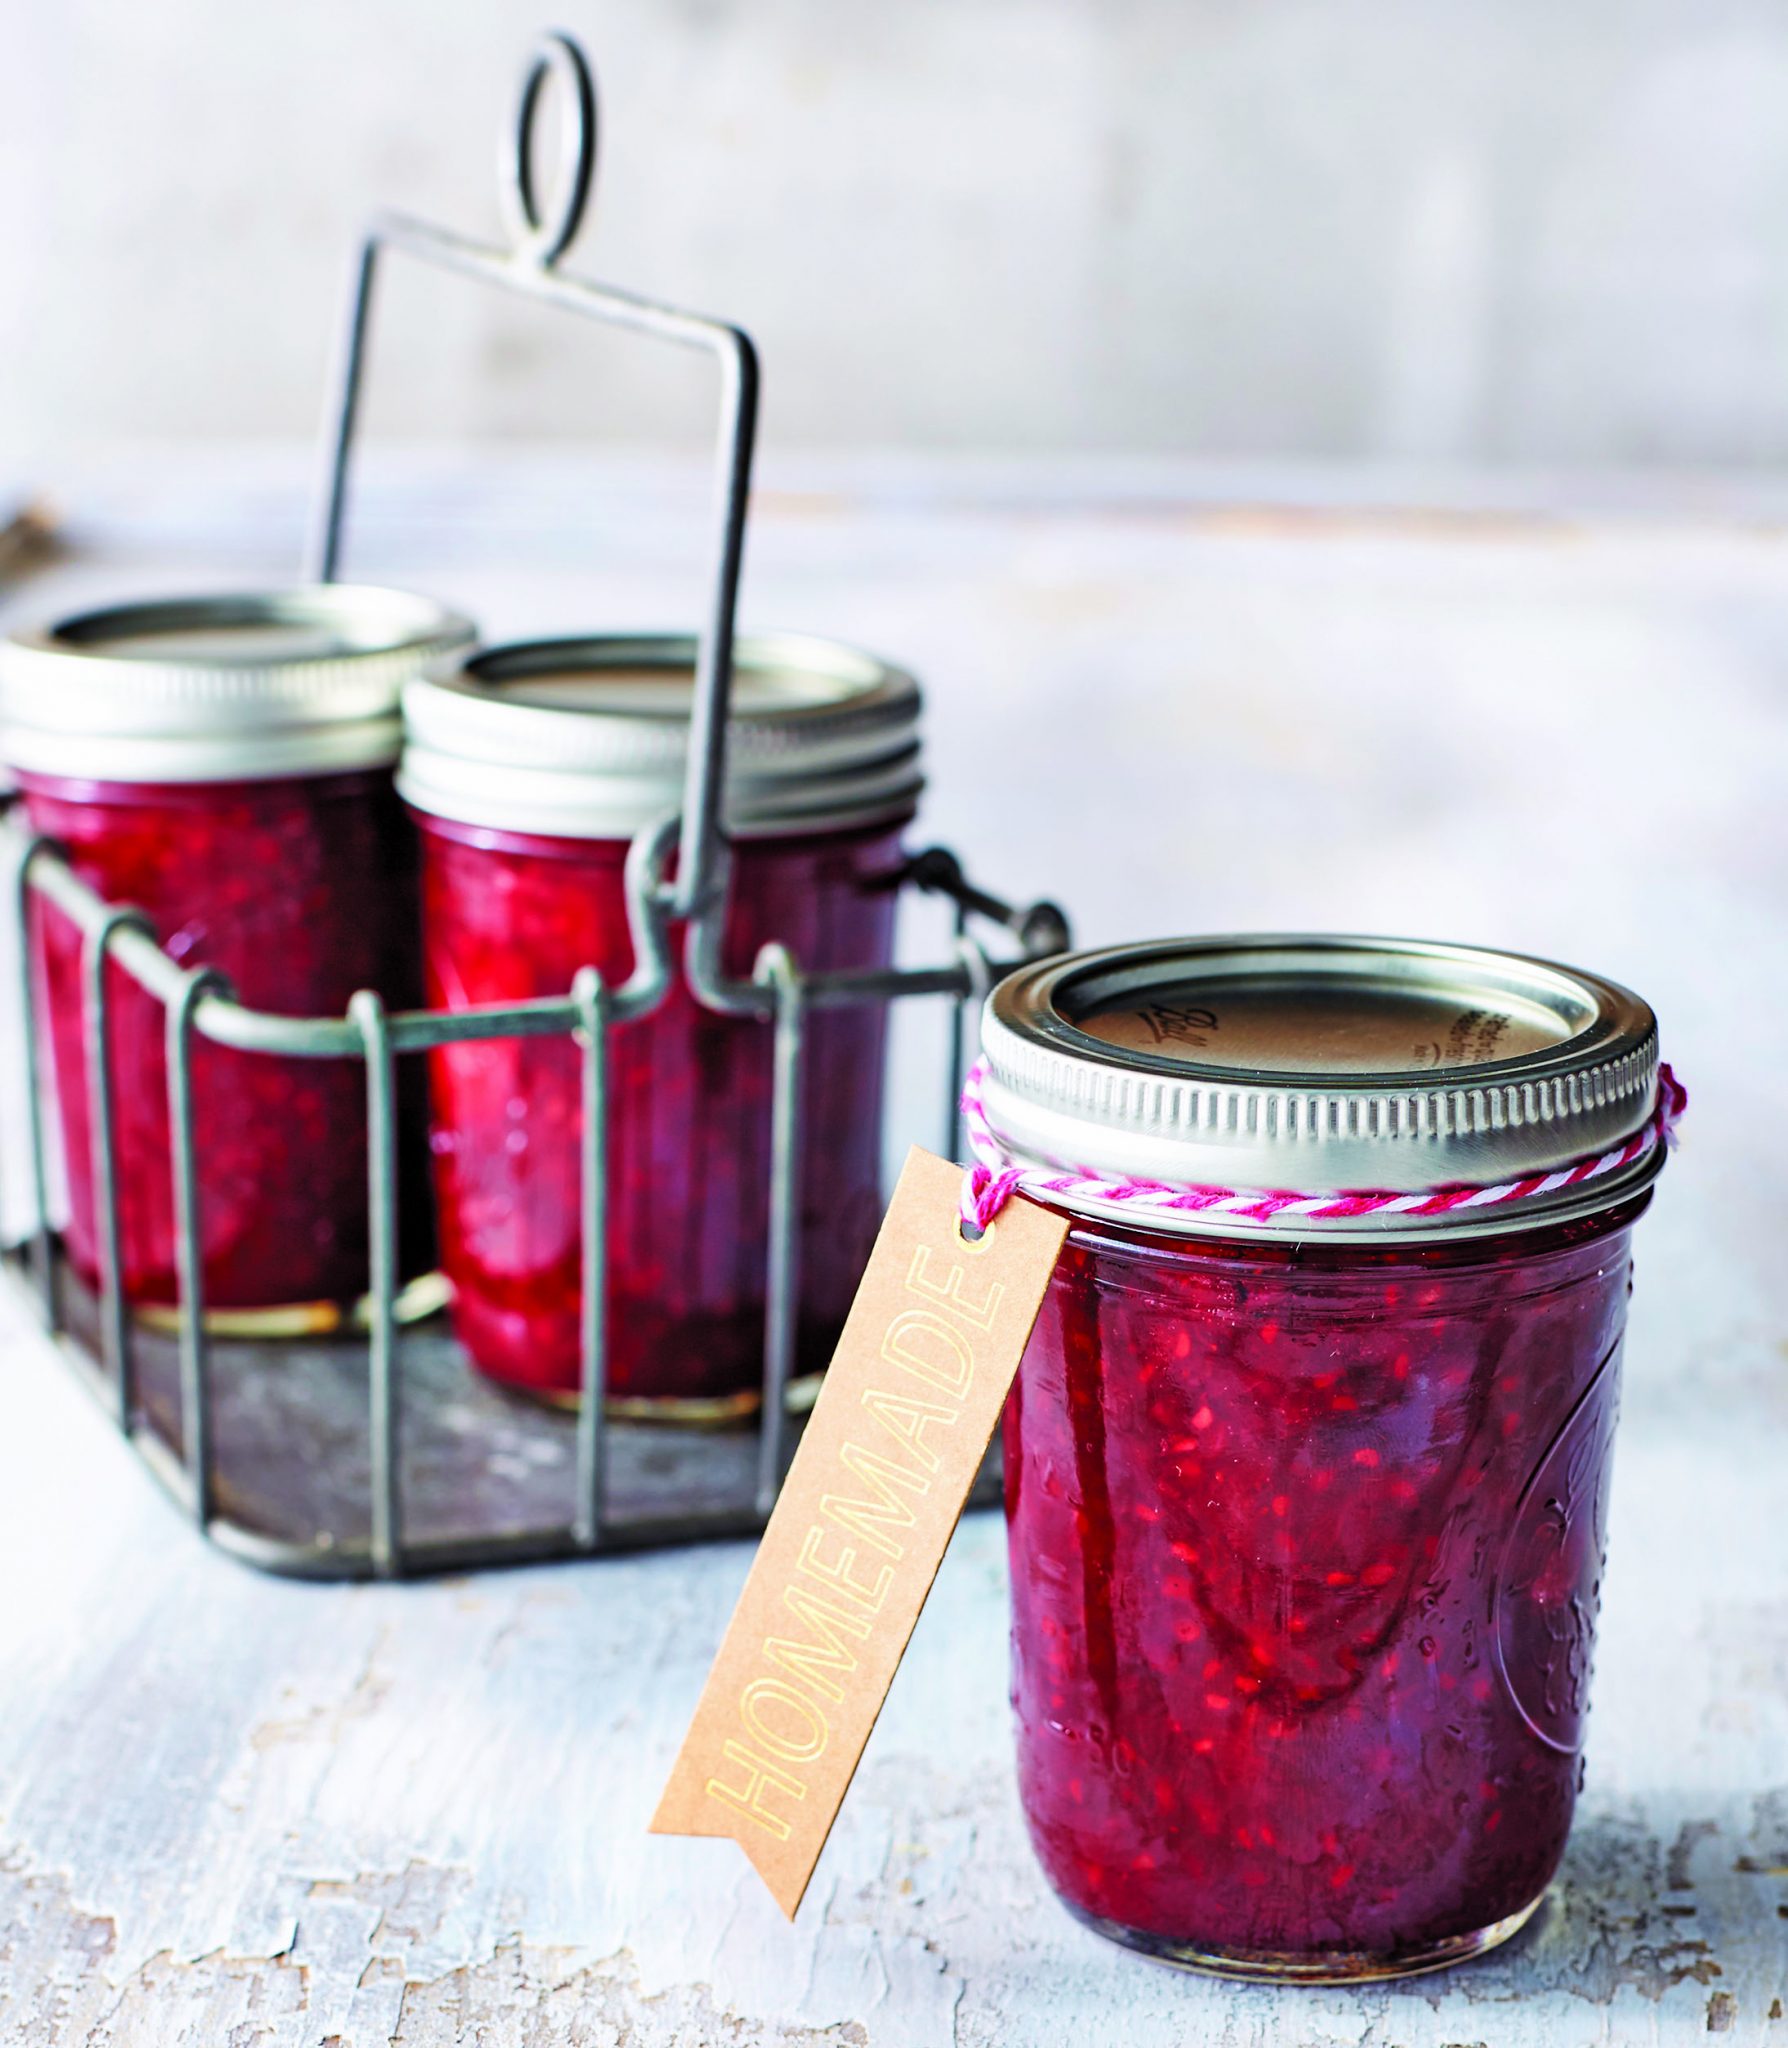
[2,32,1066,1580]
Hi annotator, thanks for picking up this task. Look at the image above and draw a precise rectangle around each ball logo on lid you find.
[1084,999,1220,1054]
[1077,979,1565,1076]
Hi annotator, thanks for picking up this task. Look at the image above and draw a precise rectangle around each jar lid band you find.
[961,1054,1686,1241]
[0,587,475,783]
[973,935,1670,1243]
[399,630,924,839]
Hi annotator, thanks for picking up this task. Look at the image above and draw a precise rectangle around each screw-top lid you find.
[0,587,476,782]
[398,632,924,840]
[979,935,1663,1241]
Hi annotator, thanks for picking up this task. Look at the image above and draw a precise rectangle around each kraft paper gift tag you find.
[651,1146,1068,1916]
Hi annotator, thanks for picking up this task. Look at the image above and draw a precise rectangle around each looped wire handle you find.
[500,30,597,267]
[307,28,758,935]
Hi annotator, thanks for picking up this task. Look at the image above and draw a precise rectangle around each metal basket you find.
[1,32,1066,1581]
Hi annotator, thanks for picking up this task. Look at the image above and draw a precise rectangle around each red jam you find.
[22,769,427,1311]
[1003,1197,1644,1972]
[416,811,908,1405]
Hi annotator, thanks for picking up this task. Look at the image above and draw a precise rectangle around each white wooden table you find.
[1,454,1783,2047]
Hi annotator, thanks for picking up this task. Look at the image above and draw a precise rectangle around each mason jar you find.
[399,632,923,1413]
[975,936,1674,1982]
[1,588,474,1321]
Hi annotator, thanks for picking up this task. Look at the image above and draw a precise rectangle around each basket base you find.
[26,1249,1004,1576]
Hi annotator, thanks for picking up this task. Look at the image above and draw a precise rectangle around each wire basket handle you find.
[501,31,599,266]
[306,28,757,925]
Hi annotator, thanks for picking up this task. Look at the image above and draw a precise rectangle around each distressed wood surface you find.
[0,454,1783,2046]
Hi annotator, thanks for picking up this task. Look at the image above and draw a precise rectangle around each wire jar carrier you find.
[1,32,1067,1581]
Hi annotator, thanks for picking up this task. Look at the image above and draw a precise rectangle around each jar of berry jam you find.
[972,936,1676,1982]
[2,587,474,1322]
[399,632,923,1413]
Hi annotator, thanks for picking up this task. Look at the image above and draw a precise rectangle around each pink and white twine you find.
[958,1056,1687,1236]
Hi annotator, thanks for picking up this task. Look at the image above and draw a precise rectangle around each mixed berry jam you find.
[1003,1197,1643,1974]
[22,769,428,1311]
[415,811,908,1404]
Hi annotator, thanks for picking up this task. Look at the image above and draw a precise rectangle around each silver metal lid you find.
[980,935,1662,1241]
[0,587,476,782]
[399,632,924,839]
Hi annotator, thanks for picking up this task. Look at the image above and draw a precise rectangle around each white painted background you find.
[8,1,1788,468]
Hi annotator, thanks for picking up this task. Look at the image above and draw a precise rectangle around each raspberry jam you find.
[976,936,1673,1979]
[22,769,428,1310]
[416,814,907,1403]
[1005,1199,1642,1977]
[400,632,925,1408]
[1,587,474,1317]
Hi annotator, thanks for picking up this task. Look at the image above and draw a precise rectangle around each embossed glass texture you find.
[1003,1195,1643,1977]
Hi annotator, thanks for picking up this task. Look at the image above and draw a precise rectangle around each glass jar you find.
[400,633,924,1412]
[977,937,1672,1982]
[1,588,474,1318]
